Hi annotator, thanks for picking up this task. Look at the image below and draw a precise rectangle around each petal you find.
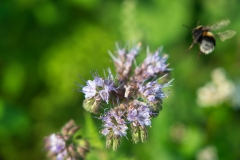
[82,86,97,98]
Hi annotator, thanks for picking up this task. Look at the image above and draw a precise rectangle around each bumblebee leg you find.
[197,51,202,59]
[186,41,196,52]
[196,20,200,27]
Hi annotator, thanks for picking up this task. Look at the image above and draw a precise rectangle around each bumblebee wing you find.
[217,30,236,41]
[207,19,230,31]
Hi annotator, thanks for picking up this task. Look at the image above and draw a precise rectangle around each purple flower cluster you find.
[82,74,116,104]
[77,72,117,113]
[109,43,141,81]
[139,77,173,104]
[134,47,171,81]
[127,103,151,127]
[78,43,173,150]
[101,109,128,137]
[44,120,89,160]
[144,47,169,74]
[45,134,68,160]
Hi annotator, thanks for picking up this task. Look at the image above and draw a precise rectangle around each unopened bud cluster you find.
[77,42,173,151]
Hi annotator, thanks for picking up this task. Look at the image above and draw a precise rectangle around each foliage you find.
[1,0,240,160]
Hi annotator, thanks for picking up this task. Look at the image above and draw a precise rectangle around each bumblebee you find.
[186,19,236,54]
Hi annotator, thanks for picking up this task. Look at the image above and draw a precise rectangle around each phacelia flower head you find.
[100,108,128,151]
[82,74,115,102]
[126,100,152,143]
[101,109,128,137]
[139,76,173,104]
[134,46,171,81]
[76,42,173,150]
[127,102,151,127]
[44,120,89,160]
[45,134,67,160]
[78,72,117,113]
[109,43,141,81]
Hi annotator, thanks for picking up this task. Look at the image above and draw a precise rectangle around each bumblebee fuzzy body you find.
[187,19,236,55]
[192,26,216,54]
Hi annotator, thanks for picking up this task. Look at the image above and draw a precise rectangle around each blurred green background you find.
[1,0,240,159]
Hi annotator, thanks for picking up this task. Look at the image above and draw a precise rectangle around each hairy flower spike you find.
[44,120,89,160]
[127,104,151,127]
[134,47,170,81]
[126,101,151,143]
[100,109,128,150]
[45,134,66,158]
[101,109,128,137]
[109,43,141,81]
[79,72,117,113]
[82,75,115,103]
[139,76,172,104]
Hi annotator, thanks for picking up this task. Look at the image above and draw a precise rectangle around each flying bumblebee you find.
[185,19,236,54]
